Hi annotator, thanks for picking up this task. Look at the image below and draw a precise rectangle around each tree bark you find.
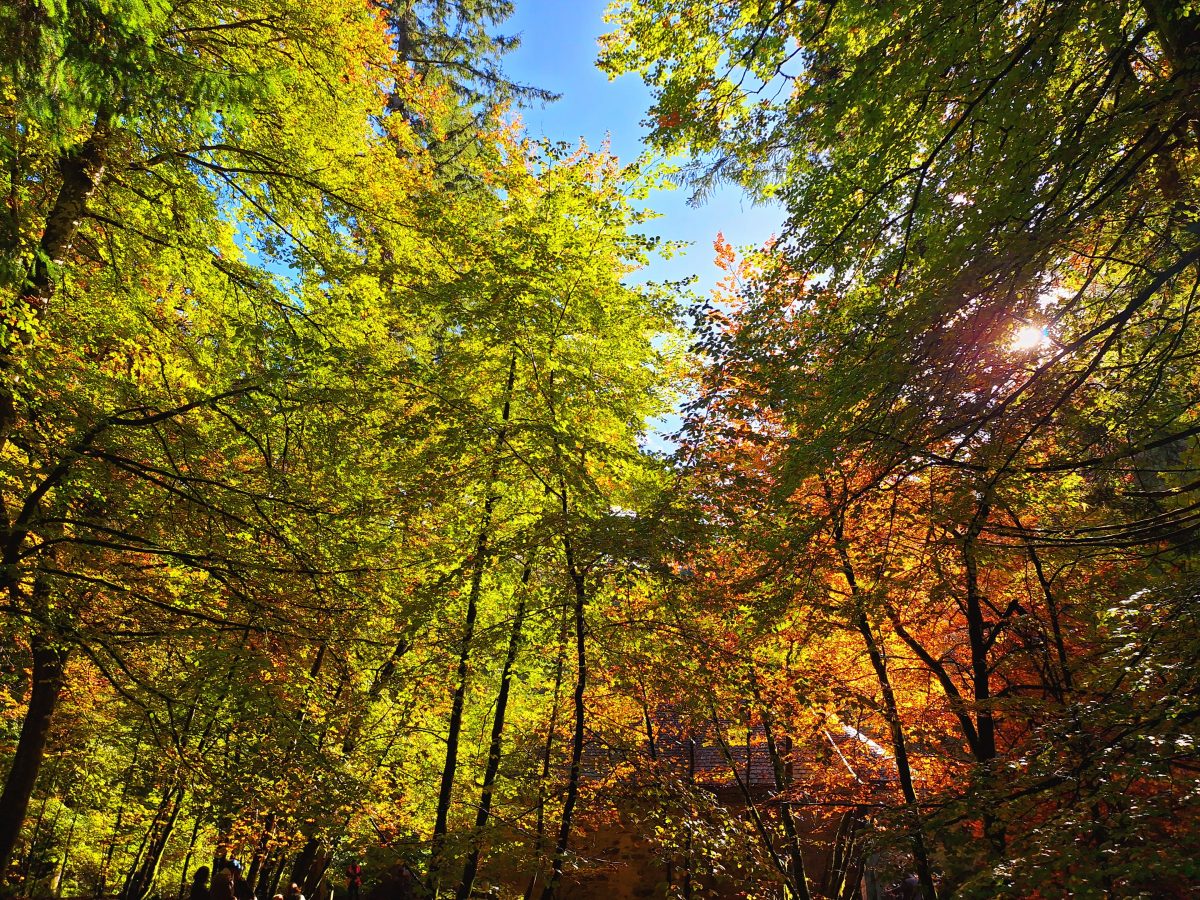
[850,610,938,900]
[429,352,517,893]
[125,784,186,900]
[754,683,812,900]
[248,812,276,892]
[301,850,331,899]
[457,560,532,900]
[1,121,110,451]
[541,546,587,900]
[290,837,321,892]
[523,605,569,900]
[19,753,61,881]
[962,505,995,764]
[180,813,205,900]
[961,502,1008,855]
[0,632,70,880]
[52,805,79,898]
[825,486,938,900]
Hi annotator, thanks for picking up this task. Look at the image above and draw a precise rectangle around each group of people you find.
[188,860,363,900]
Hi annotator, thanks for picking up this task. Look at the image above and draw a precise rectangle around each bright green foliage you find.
[7,1,1198,898]
[602,0,1200,897]
[0,0,686,895]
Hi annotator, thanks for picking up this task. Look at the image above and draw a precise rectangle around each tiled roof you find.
[579,707,895,790]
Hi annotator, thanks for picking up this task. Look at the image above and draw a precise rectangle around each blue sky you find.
[504,1,781,299]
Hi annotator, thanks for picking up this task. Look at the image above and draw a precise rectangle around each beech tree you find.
[604,0,1200,895]
[4,1,1199,897]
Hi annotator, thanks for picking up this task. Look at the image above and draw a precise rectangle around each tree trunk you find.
[826,486,938,900]
[180,813,205,900]
[52,806,79,898]
[269,853,287,897]
[290,837,321,891]
[962,503,1007,856]
[523,606,569,900]
[824,807,866,899]
[248,812,276,891]
[125,784,186,900]
[962,507,995,764]
[708,705,794,887]
[542,545,587,900]
[101,743,141,896]
[457,560,532,899]
[640,692,657,761]
[0,632,70,880]
[260,855,284,899]
[19,753,61,881]
[302,850,330,899]
[682,738,695,900]
[429,353,517,894]
[851,611,938,900]
[755,684,812,900]
[1,121,110,451]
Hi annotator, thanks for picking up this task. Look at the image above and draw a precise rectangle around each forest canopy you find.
[1,1,1198,899]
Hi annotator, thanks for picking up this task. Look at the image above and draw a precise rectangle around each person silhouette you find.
[189,867,211,900]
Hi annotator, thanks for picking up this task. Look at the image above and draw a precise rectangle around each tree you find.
[600,1,1200,884]
[0,0,446,878]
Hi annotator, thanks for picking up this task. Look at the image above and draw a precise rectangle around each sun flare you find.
[1010,324,1049,352]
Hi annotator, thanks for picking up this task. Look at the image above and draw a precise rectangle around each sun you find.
[1010,324,1049,352]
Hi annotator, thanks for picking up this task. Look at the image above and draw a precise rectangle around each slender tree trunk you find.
[962,506,995,763]
[826,487,938,900]
[270,853,287,897]
[961,502,1008,856]
[101,743,141,896]
[126,811,156,900]
[290,837,321,891]
[824,807,863,899]
[457,560,532,900]
[850,610,938,899]
[754,684,812,900]
[0,632,70,880]
[302,850,330,899]
[541,542,587,900]
[126,784,186,900]
[52,806,79,898]
[20,753,61,880]
[180,813,205,900]
[682,738,695,900]
[998,503,1074,698]
[429,353,518,894]
[708,705,793,886]
[523,607,569,900]
[126,790,174,896]
[639,692,657,761]
[248,812,276,891]
[261,855,284,899]
[1,120,109,450]
[257,856,277,899]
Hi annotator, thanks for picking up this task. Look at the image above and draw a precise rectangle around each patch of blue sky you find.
[507,1,781,296]
[506,1,782,455]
